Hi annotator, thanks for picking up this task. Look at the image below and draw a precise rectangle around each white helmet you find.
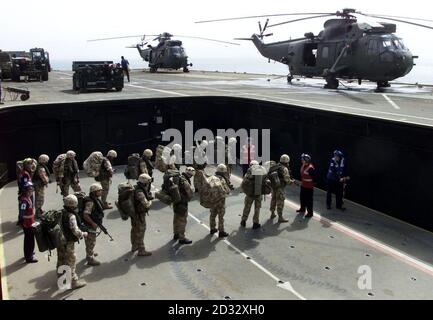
[63,194,78,208]
[215,136,224,144]
[250,160,259,167]
[185,167,196,176]
[107,150,117,158]
[38,154,50,164]
[172,144,182,152]
[143,149,153,158]
[216,164,227,173]
[200,140,208,149]
[228,137,237,144]
[138,173,152,184]
[280,154,290,164]
[89,183,103,193]
[66,150,76,158]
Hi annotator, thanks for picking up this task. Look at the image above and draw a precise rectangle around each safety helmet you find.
[38,154,50,164]
[200,140,208,148]
[66,150,76,158]
[228,137,237,144]
[107,150,117,158]
[301,153,312,162]
[63,194,78,208]
[250,160,259,167]
[89,183,103,193]
[138,173,152,184]
[172,144,182,152]
[216,164,227,173]
[143,149,153,158]
[334,150,343,158]
[185,167,196,176]
[215,136,224,144]
[280,154,290,164]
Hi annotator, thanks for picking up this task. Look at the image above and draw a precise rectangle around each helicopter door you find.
[318,43,336,70]
[300,43,319,76]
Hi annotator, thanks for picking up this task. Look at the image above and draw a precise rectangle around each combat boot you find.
[240,220,246,228]
[71,279,87,290]
[179,238,193,245]
[173,234,180,241]
[219,231,229,238]
[252,223,261,230]
[270,211,276,219]
[210,228,218,235]
[278,216,289,223]
[137,249,152,257]
[103,203,113,210]
[131,247,139,253]
[86,256,101,266]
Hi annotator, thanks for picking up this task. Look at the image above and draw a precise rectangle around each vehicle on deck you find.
[72,61,124,93]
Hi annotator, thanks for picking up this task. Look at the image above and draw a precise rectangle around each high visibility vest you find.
[301,163,315,189]
[241,144,256,164]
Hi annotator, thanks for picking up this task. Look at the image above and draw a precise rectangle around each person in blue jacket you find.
[326,150,349,211]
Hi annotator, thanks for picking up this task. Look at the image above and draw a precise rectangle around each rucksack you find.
[124,153,141,180]
[155,145,170,173]
[83,151,104,177]
[268,164,283,189]
[74,191,87,216]
[241,166,271,197]
[32,210,63,253]
[155,189,173,205]
[162,169,182,204]
[198,172,230,209]
[52,154,67,181]
[115,182,136,220]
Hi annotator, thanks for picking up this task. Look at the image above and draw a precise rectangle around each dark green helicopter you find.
[196,9,433,91]
[88,32,239,73]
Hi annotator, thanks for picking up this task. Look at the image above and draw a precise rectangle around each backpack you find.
[241,166,270,197]
[115,182,136,220]
[155,145,170,173]
[74,191,87,217]
[32,210,63,253]
[162,169,182,204]
[83,151,104,177]
[268,164,283,189]
[155,189,173,205]
[124,153,141,180]
[198,172,230,209]
[52,154,67,181]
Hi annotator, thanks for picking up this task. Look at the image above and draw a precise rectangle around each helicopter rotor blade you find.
[259,21,263,34]
[87,34,160,42]
[362,13,433,23]
[173,35,240,46]
[358,13,433,30]
[234,37,254,41]
[267,14,337,28]
[263,19,269,32]
[195,12,335,24]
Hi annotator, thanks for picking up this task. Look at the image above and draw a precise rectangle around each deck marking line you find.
[382,94,401,110]
[126,84,190,96]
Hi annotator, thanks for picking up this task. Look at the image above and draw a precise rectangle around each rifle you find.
[97,222,114,241]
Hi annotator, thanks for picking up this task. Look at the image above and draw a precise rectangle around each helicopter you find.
[88,32,239,73]
[196,9,433,91]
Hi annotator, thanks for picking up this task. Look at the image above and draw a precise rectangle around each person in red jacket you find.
[18,181,38,263]
[241,138,256,176]
[297,154,316,219]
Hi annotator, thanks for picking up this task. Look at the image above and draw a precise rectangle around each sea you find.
[51,57,433,85]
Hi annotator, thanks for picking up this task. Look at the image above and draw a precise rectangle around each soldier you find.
[210,164,230,238]
[193,140,208,193]
[82,183,105,266]
[215,136,234,190]
[140,149,154,179]
[95,150,117,210]
[241,160,264,229]
[269,154,294,223]
[61,150,82,197]
[57,195,88,290]
[173,167,195,245]
[227,137,237,180]
[33,154,51,218]
[131,174,153,256]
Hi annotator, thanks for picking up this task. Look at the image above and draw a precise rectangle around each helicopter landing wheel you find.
[183,67,190,73]
[287,75,293,84]
[150,67,157,73]
[325,77,339,90]
[377,81,390,88]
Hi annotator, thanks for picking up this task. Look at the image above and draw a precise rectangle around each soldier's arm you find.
[69,215,85,238]
[136,190,152,209]
[39,167,49,185]
[104,159,114,176]
[283,167,295,184]
[139,161,148,174]
[83,202,98,229]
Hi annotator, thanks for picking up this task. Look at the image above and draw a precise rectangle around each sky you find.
[1,0,432,82]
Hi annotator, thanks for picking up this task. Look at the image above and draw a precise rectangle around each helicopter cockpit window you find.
[322,46,329,59]
[382,40,393,48]
[393,39,407,50]
[303,43,318,66]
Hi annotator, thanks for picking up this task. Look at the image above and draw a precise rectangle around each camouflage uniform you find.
[209,172,230,232]
[173,173,193,241]
[96,158,114,206]
[82,196,104,262]
[61,158,82,197]
[242,195,263,224]
[270,163,292,219]
[57,208,85,283]
[32,163,50,217]
[131,183,152,252]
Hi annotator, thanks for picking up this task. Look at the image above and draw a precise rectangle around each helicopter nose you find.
[395,52,414,77]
